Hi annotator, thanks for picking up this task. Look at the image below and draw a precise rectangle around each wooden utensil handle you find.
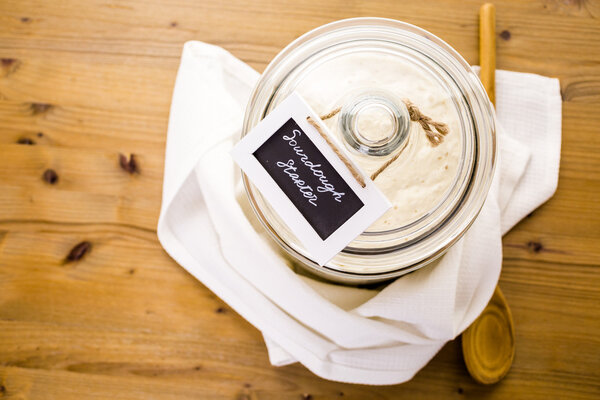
[480,3,496,106]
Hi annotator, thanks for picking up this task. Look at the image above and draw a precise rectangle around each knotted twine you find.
[306,100,449,186]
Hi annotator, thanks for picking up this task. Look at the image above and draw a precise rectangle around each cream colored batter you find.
[296,52,462,231]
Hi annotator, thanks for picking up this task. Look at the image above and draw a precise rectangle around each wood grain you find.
[1,0,599,398]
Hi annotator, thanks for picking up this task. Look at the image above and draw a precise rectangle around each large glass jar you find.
[241,18,496,284]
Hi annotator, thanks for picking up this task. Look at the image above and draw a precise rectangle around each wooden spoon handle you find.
[480,3,496,106]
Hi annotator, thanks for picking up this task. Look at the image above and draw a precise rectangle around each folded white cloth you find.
[157,41,562,385]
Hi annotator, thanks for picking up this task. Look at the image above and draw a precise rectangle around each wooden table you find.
[1,0,599,398]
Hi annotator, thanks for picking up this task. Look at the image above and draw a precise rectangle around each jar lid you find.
[242,18,496,281]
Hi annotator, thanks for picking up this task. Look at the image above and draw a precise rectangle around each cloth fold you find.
[157,41,561,385]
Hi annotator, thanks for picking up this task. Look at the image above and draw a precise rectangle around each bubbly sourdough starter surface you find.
[296,53,462,231]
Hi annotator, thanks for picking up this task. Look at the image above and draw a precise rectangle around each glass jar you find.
[241,18,496,284]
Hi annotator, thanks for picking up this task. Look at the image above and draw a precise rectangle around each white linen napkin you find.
[157,41,562,385]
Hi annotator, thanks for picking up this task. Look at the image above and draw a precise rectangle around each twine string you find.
[402,99,449,147]
[313,100,448,184]
[370,151,402,181]
[319,107,341,121]
[306,115,366,188]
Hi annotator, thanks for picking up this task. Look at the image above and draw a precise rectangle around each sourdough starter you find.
[296,53,462,231]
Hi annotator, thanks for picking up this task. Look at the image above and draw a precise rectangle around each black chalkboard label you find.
[253,118,364,240]
[231,92,390,265]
